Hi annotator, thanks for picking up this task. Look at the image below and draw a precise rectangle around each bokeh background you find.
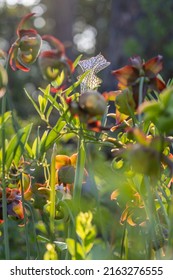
[1,0,173,118]
[1,0,173,260]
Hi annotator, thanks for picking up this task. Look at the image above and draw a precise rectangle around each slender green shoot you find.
[1,92,10,259]
[50,143,57,235]
[138,76,145,123]
[73,130,86,211]
[20,173,30,259]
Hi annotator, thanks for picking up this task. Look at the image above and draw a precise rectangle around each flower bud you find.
[79,90,107,117]
[58,165,75,185]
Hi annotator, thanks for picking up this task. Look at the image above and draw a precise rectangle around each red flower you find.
[9,13,42,72]
[39,35,74,82]
[112,55,166,106]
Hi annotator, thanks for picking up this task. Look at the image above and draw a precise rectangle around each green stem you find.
[50,143,57,236]
[73,131,86,211]
[156,192,169,226]
[62,201,76,260]
[1,91,10,259]
[143,176,162,259]
[85,144,108,244]
[166,195,173,258]
[120,222,128,260]
[138,76,145,123]
[68,130,86,259]
[20,173,30,259]
[24,202,40,259]
[126,100,139,127]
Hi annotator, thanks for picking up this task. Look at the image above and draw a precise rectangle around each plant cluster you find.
[0,14,173,260]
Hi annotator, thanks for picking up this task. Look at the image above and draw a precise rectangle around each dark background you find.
[1,0,173,118]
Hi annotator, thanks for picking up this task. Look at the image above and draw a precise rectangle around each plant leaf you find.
[5,123,32,170]
[40,119,66,153]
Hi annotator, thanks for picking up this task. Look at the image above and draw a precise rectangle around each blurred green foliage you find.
[1,0,173,260]
[123,0,173,81]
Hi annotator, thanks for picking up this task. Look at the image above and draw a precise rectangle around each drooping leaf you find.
[5,123,32,170]
[32,136,41,159]
[25,88,42,117]
[0,111,12,129]
[40,118,66,153]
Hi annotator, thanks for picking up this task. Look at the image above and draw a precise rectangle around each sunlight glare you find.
[6,0,40,6]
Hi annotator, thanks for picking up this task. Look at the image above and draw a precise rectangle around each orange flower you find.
[111,189,146,227]
[120,193,146,227]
